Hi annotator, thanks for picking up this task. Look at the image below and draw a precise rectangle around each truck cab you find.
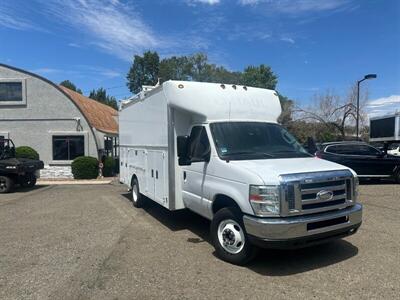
[177,121,361,264]
[119,81,362,265]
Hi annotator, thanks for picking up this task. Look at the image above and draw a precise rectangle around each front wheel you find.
[0,176,14,193]
[211,207,256,265]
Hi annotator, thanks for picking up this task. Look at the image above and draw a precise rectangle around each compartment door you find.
[146,151,155,199]
[154,151,167,205]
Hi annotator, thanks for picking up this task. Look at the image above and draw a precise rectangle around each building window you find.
[0,82,23,102]
[53,136,84,161]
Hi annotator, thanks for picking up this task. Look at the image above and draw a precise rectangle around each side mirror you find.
[177,135,191,166]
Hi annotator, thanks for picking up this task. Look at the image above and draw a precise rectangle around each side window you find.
[0,80,26,106]
[363,145,381,156]
[325,145,340,154]
[188,126,210,162]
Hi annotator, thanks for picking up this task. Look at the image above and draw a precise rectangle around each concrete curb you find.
[37,179,113,185]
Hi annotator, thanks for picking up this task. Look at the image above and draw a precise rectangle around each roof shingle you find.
[59,85,118,135]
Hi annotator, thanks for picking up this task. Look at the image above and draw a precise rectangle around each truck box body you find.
[369,113,400,142]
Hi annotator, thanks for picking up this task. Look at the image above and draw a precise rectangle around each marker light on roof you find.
[178,84,184,89]
[220,84,226,89]
[243,86,247,91]
[232,85,237,89]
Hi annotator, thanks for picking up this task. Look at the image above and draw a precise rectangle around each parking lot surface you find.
[0,183,399,299]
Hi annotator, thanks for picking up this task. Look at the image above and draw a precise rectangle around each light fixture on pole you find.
[356,74,377,139]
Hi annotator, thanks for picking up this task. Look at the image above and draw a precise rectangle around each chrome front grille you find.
[280,170,354,216]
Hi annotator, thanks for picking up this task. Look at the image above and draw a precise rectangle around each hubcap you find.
[132,184,138,202]
[217,219,245,254]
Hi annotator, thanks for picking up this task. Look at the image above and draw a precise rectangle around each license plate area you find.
[307,216,348,231]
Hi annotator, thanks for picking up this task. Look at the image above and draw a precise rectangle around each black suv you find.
[316,142,400,182]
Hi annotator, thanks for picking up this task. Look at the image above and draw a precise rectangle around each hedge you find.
[15,146,40,160]
[71,156,99,179]
[102,157,116,177]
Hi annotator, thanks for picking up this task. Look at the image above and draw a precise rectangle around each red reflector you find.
[250,195,263,201]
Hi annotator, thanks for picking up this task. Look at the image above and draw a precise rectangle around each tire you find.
[21,173,37,188]
[211,207,256,265]
[395,171,400,184]
[131,177,145,208]
[0,176,14,193]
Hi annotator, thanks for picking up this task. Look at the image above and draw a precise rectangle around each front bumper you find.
[243,203,362,249]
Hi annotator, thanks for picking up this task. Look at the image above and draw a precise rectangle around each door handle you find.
[183,171,187,181]
[156,170,158,179]
[151,169,154,177]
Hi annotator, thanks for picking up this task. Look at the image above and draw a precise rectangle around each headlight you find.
[249,185,280,217]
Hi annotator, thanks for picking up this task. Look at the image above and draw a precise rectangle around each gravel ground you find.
[0,183,399,300]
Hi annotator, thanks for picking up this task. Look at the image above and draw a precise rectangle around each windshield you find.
[210,122,311,160]
[0,138,15,160]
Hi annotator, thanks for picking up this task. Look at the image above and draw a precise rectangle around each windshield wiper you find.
[223,151,274,157]
[271,150,312,156]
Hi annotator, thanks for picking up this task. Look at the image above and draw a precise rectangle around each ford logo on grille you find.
[316,190,333,201]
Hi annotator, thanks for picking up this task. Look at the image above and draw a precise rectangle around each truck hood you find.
[230,157,353,185]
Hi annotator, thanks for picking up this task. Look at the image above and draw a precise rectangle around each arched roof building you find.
[0,63,118,178]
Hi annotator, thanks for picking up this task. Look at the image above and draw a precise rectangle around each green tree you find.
[126,51,160,94]
[89,88,118,110]
[240,64,277,90]
[159,56,191,82]
[277,94,294,126]
[60,80,82,94]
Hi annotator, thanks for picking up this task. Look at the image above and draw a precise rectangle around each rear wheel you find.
[211,207,256,265]
[0,176,14,193]
[131,177,145,208]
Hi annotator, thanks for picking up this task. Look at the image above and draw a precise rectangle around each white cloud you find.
[280,37,295,44]
[186,0,221,5]
[36,0,164,61]
[68,43,82,48]
[31,68,61,74]
[0,3,46,32]
[238,0,353,14]
[366,95,400,118]
[238,0,260,5]
[31,65,122,79]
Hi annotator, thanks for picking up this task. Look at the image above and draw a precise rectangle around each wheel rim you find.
[0,178,7,192]
[132,183,138,203]
[217,219,245,254]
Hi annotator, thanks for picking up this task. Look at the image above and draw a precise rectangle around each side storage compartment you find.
[147,149,168,208]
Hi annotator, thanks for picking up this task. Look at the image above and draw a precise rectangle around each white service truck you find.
[119,81,362,265]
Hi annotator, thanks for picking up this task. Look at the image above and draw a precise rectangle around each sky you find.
[0,0,399,116]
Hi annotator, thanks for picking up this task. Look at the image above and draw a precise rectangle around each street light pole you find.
[356,74,377,139]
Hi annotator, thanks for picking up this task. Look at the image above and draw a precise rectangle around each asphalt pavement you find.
[0,183,399,299]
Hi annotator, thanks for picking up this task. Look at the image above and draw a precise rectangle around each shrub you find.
[15,146,39,160]
[102,157,116,177]
[71,156,99,179]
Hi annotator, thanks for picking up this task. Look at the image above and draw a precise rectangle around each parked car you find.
[119,81,362,265]
[316,141,400,182]
[387,143,400,156]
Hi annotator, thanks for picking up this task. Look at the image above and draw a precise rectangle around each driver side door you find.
[181,126,211,218]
